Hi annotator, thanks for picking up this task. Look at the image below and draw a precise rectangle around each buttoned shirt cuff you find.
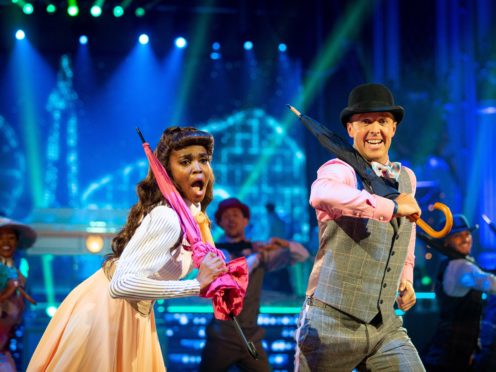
[372,196,396,222]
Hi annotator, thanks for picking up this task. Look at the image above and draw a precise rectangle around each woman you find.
[28,127,227,371]
[0,216,37,372]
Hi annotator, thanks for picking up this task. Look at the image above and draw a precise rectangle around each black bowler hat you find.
[214,198,251,224]
[340,83,405,127]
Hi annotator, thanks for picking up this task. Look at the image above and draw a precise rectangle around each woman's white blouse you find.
[109,205,200,300]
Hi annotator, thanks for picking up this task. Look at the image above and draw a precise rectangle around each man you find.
[0,216,37,372]
[199,197,309,372]
[420,214,496,371]
[295,83,424,371]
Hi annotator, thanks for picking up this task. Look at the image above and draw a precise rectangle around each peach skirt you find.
[27,269,165,372]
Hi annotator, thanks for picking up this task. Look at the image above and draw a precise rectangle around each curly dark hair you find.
[108,126,214,260]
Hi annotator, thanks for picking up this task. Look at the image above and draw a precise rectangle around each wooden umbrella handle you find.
[412,202,453,239]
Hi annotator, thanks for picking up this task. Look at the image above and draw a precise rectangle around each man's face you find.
[445,230,472,256]
[0,228,18,259]
[218,207,249,242]
[347,112,397,164]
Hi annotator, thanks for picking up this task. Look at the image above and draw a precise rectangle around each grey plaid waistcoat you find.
[313,169,413,323]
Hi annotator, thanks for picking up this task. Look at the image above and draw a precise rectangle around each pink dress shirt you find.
[309,158,416,284]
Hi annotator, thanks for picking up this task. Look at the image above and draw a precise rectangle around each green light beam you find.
[41,255,56,306]
[16,44,44,207]
[239,0,375,197]
[171,0,216,124]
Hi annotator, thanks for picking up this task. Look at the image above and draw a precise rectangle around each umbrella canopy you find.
[288,105,453,238]
[138,129,248,320]
[288,105,399,199]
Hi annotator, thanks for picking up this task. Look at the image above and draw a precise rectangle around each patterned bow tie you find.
[370,161,401,181]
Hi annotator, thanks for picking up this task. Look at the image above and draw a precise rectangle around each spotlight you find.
[113,5,124,17]
[212,42,221,51]
[175,37,187,48]
[278,43,287,52]
[85,235,104,253]
[421,276,432,286]
[210,52,221,60]
[91,0,105,17]
[90,5,102,17]
[67,6,79,17]
[138,34,149,45]
[79,35,88,45]
[135,7,145,17]
[46,3,56,13]
[243,41,253,51]
[15,30,25,40]
[22,3,34,14]
[46,305,58,318]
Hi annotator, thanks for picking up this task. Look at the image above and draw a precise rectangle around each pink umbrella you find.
[136,129,257,358]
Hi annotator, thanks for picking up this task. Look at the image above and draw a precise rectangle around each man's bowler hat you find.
[340,83,405,127]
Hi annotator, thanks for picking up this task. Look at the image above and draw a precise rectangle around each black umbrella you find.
[288,105,453,238]
[416,231,466,260]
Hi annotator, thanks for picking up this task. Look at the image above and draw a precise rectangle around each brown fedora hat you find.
[214,198,250,224]
[340,83,405,127]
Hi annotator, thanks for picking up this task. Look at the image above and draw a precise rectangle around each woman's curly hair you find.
[108,126,214,260]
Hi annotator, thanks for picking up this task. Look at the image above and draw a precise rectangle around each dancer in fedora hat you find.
[295,83,425,371]
[420,214,496,371]
[0,216,37,371]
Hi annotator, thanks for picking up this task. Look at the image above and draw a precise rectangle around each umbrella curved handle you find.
[412,202,453,239]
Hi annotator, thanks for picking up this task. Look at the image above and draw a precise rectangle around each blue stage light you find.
[175,37,187,48]
[278,43,287,52]
[210,52,221,60]
[212,42,221,51]
[243,41,253,50]
[79,35,88,45]
[15,30,25,40]
[139,34,149,45]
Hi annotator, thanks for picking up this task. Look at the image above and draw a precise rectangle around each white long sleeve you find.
[444,259,496,296]
[109,205,200,300]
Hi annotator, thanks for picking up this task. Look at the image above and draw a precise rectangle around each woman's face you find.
[169,145,213,204]
[0,227,18,259]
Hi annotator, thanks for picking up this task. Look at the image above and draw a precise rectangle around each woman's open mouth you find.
[191,180,205,194]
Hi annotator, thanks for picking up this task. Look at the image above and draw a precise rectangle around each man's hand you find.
[396,280,416,311]
[395,193,421,222]
[253,237,289,252]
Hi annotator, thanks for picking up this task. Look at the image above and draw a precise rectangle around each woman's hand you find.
[197,252,228,290]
